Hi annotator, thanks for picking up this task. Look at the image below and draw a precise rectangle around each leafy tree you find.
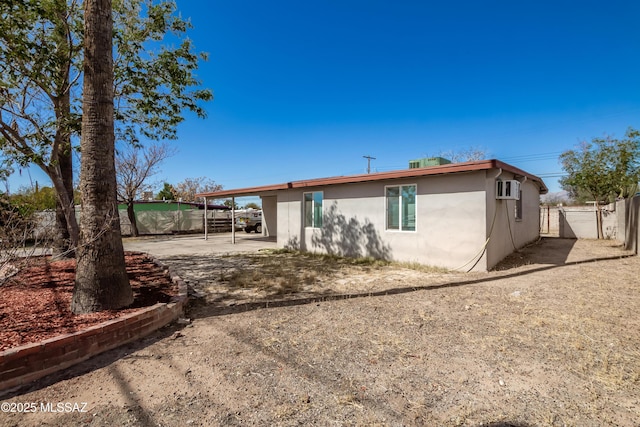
[0,0,82,253]
[0,163,11,182]
[244,202,261,210]
[10,185,57,212]
[112,0,212,144]
[172,177,222,203]
[0,0,212,254]
[116,142,176,236]
[560,128,640,238]
[223,199,239,210]
[0,192,32,232]
[71,0,132,313]
[156,182,175,200]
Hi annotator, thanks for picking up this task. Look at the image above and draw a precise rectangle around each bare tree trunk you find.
[126,201,139,237]
[72,0,132,313]
[52,94,75,257]
[48,167,79,248]
[52,0,78,256]
[596,204,604,239]
[54,200,71,255]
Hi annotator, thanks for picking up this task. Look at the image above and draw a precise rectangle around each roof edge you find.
[196,159,548,198]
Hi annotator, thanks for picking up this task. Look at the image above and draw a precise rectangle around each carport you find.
[196,184,283,244]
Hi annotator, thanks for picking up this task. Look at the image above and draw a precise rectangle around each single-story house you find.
[196,159,548,271]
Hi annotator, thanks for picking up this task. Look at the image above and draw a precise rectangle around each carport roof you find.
[196,159,548,199]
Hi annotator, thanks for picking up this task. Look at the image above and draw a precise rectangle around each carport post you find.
[203,197,208,240]
[231,196,236,244]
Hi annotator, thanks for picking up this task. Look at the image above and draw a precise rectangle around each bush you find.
[0,193,41,283]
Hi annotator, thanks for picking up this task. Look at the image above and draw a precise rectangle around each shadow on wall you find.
[284,235,300,251]
[602,209,616,239]
[308,202,392,260]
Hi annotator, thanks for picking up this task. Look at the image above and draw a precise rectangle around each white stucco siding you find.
[413,191,487,270]
[313,183,388,259]
[276,172,489,270]
[410,173,487,270]
[261,195,277,237]
[485,173,542,269]
[277,190,303,250]
[277,184,387,256]
[516,179,542,244]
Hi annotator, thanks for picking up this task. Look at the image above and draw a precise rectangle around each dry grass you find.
[5,238,640,427]
[195,239,640,426]
[214,249,447,299]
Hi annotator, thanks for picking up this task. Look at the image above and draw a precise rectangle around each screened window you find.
[304,192,323,228]
[515,190,523,220]
[386,185,416,231]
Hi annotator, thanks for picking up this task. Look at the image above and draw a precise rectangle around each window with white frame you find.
[386,184,416,231]
[304,191,323,228]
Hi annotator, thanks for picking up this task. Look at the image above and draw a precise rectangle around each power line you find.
[536,173,567,178]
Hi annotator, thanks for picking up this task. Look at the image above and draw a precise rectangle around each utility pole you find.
[363,155,376,174]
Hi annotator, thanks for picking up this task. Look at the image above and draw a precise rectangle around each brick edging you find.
[0,256,188,393]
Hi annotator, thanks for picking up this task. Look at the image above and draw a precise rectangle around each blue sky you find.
[6,0,640,197]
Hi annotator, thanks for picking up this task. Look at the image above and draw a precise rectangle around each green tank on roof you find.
[408,157,452,168]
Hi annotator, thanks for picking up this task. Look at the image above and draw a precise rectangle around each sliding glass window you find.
[386,185,416,231]
[304,191,323,228]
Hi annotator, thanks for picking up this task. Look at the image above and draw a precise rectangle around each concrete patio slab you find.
[122,232,277,257]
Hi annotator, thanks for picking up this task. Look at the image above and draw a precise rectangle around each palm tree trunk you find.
[72,0,132,313]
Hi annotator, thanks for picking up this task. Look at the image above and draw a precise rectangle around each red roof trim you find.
[196,159,548,198]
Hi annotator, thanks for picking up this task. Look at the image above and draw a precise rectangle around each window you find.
[515,189,523,220]
[386,185,416,231]
[304,191,323,228]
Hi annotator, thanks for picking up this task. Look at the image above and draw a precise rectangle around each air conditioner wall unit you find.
[496,180,520,200]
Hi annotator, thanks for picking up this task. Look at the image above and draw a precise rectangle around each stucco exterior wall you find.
[624,195,640,253]
[261,195,277,237]
[616,199,626,243]
[277,191,303,250]
[485,173,541,270]
[558,205,619,239]
[519,179,542,244]
[276,171,491,271]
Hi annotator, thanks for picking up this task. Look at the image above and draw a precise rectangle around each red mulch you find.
[0,253,178,352]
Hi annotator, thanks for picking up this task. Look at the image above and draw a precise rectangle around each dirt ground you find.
[1,237,639,426]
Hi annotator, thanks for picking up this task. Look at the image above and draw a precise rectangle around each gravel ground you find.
[1,237,639,427]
